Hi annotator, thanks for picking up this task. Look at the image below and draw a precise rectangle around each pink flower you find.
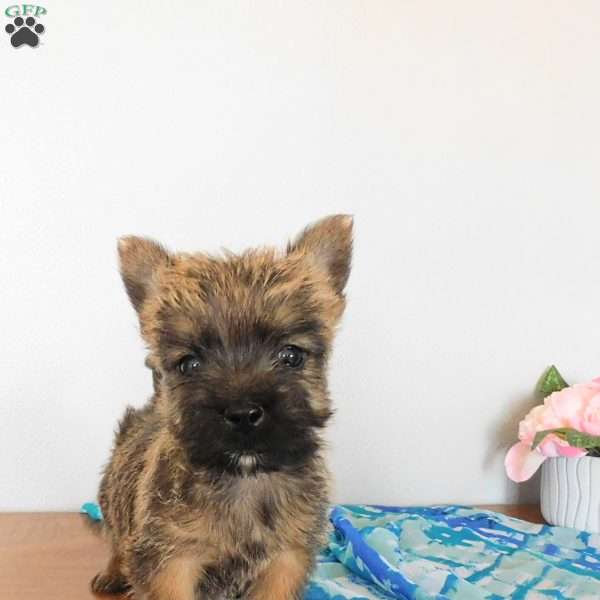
[505,435,586,483]
[538,434,587,458]
[505,442,547,483]
[543,383,600,431]
[505,380,596,483]
[581,393,600,436]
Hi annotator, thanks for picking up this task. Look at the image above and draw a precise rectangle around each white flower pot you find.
[540,456,600,532]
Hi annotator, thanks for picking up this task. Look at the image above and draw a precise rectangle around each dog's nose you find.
[223,405,265,431]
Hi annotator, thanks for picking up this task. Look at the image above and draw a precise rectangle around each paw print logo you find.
[5,16,45,48]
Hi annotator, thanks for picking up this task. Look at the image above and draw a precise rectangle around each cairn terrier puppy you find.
[92,215,353,600]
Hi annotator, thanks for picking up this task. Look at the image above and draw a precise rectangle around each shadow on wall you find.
[485,387,542,504]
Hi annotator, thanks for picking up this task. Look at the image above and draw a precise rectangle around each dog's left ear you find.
[118,236,172,313]
[288,214,353,294]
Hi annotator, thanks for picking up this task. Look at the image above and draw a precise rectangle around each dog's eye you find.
[277,345,305,368]
[178,355,201,375]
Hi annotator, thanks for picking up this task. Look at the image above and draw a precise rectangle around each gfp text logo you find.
[5,4,46,47]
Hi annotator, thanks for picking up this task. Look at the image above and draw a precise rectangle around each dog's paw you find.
[5,16,45,48]
[91,570,130,595]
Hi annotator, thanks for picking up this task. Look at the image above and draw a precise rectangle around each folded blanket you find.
[307,505,600,599]
[81,503,600,599]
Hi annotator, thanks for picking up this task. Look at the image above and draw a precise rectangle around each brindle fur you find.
[93,215,353,599]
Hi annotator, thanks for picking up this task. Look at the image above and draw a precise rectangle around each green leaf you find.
[538,365,569,397]
[532,428,568,449]
[532,428,600,450]
[565,430,600,449]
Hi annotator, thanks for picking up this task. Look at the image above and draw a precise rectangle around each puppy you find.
[92,215,353,599]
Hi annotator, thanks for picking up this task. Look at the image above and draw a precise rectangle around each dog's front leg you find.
[249,549,312,600]
[136,555,203,600]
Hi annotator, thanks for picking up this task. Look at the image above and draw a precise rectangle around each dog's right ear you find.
[288,214,353,296]
[118,236,172,313]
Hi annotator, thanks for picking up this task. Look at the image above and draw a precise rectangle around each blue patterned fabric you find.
[306,505,600,599]
[81,503,600,599]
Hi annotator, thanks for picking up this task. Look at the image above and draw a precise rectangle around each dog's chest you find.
[211,474,296,539]
[190,476,291,598]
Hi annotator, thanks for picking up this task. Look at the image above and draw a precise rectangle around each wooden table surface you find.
[0,505,544,600]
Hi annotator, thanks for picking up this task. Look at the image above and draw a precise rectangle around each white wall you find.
[1,1,600,511]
